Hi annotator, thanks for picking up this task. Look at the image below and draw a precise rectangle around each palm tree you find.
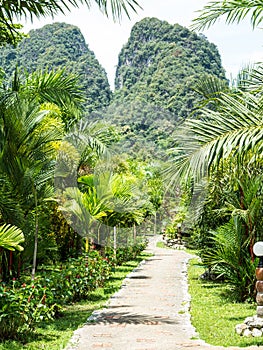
[54,117,116,254]
[166,67,263,298]
[189,2,263,298]
[0,68,85,279]
[192,0,263,30]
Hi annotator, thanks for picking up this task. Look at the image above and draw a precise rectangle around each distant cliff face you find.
[114,17,226,119]
[0,22,112,113]
[107,17,227,157]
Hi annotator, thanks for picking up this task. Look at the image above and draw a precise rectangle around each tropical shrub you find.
[0,250,114,339]
[105,242,147,265]
[202,218,257,302]
[0,279,56,340]
[39,250,112,303]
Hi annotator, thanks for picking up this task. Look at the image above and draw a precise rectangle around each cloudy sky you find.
[22,0,263,88]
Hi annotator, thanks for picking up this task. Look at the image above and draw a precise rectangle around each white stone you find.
[243,329,252,337]
[244,316,255,324]
[249,319,263,329]
[235,324,247,335]
[252,328,263,337]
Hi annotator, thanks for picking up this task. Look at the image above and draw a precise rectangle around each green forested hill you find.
[0,19,227,157]
[109,18,227,156]
[115,17,226,113]
[0,22,112,113]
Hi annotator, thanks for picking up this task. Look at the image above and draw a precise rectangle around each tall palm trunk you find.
[113,226,117,259]
[31,187,38,280]
[133,223,136,242]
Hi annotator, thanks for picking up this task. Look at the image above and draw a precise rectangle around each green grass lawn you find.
[0,252,150,350]
[188,258,263,347]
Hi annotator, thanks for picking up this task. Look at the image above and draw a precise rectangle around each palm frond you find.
[94,0,142,20]
[0,0,141,24]
[25,69,85,110]
[193,74,229,100]
[0,223,24,251]
[58,186,108,237]
[191,0,263,31]
[62,119,110,170]
[0,175,24,225]
[166,90,263,184]
[239,64,263,94]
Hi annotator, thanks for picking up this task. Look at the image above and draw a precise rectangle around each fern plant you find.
[203,218,256,302]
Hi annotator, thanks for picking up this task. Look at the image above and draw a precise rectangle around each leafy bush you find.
[0,280,57,340]
[202,219,257,301]
[0,250,113,339]
[0,245,146,341]
[39,250,113,303]
[105,242,147,265]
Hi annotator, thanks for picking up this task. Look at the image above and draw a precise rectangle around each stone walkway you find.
[65,236,261,350]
